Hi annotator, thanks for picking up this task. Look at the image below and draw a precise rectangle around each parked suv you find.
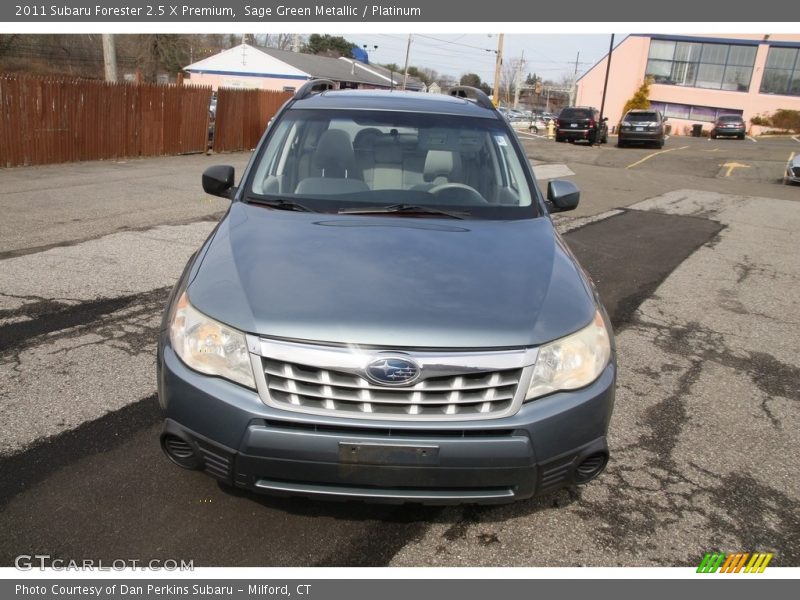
[618,109,667,148]
[158,81,616,504]
[711,115,746,139]
[555,106,608,144]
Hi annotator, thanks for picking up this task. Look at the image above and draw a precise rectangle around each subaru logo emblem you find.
[365,355,421,386]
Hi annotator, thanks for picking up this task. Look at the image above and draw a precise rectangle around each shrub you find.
[770,109,800,132]
[621,76,654,116]
[749,109,800,132]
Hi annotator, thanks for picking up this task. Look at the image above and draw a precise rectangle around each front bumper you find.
[158,345,615,504]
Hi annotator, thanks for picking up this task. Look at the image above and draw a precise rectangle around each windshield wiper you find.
[338,204,469,219]
[246,196,314,213]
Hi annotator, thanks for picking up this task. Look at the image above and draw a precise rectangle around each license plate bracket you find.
[339,442,440,465]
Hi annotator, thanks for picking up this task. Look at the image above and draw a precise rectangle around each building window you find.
[650,101,743,123]
[760,46,800,96]
[645,39,756,92]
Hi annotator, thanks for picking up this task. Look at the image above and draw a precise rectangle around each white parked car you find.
[787,154,800,184]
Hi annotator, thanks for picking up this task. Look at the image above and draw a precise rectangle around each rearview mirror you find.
[547,180,580,212]
[202,165,235,199]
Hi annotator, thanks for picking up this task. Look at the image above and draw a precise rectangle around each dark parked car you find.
[711,115,746,139]
[555,106,608,144]
[158,82,616,505]
[617,109,667,148]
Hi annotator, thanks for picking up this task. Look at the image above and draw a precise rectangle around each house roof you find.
[183,43,425,90]
[257,46,424,90]
[183,44,309,80]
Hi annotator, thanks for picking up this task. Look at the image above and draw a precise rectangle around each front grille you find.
[262,357,523,419]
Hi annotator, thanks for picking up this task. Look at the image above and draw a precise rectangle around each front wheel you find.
[617,139,626,148]
[738,133,745,140]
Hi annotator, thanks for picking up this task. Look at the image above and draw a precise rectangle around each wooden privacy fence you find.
[213,87,292,153]
[0,73,211,167]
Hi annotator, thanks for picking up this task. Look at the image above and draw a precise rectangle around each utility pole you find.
[401,34,412,90]
[599,34,615,125]
[292,34,301,53]
[492,33,504,106]
[101,34,117,82]
[570,51,580,106]
[513,49,525,109]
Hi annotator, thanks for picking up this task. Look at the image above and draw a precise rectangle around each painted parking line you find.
[625,145,689,169]
[747,135,758,143]
[793,135,800,144]
[785,152,796,184]
[516,131,549,140]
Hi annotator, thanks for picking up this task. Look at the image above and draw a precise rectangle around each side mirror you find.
[602,116,609,122]
[202,165,235,199]
[547,180,580,212]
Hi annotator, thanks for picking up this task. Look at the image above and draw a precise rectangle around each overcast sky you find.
[346,34,623,84]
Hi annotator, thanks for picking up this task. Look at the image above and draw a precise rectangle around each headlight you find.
[525,311,611,400]
[169,292,255,389]
[620,121,631,127]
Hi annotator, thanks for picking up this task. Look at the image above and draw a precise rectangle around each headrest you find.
[374,141,403,164]
[313,129,355,174]
[423,150,462,183]
[353,127,382,150]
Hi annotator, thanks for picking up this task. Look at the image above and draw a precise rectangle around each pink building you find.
[576,34,800,135]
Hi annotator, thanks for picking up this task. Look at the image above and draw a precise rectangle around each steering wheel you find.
[428,183,488,205]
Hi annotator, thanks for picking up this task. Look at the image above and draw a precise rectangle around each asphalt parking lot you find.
[1,134,798,567]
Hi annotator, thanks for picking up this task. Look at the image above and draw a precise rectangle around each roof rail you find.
[448,86,495,111]
[294,79,337,101]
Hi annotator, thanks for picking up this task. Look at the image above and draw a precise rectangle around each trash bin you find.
[692,123,703,137]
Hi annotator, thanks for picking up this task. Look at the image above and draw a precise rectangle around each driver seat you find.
[412,150,462,192]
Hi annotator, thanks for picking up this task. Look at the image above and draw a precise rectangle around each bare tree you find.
[260,34,295,51]
[128,34,191,82]
[500,56,527,106]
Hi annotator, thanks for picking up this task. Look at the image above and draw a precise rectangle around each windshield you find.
[560,108,593,119]
[247,108,537,219]
[626,112,658,122]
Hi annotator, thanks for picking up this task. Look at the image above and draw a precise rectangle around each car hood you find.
[187,202,596,348]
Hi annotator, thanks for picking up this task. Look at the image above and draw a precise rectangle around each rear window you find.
[718,115,743,122]
[560,108,593,119]
[626,112,658,122]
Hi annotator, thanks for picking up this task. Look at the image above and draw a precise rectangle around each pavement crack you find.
[0,287,170,357]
